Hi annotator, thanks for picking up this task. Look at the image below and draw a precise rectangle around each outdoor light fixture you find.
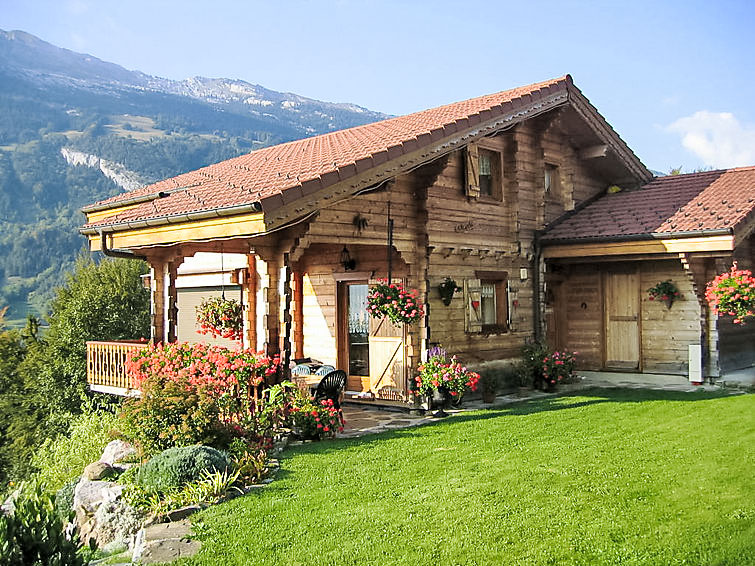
[140,273,152,290]
[341,246,356,271]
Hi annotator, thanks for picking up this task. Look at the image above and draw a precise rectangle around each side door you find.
[604,270,640,370]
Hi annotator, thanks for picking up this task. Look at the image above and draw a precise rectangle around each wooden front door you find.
[337,280,406,397]
[604,271,640,370]
[368,315,406,399]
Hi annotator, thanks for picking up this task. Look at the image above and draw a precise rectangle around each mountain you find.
[0,29,388,326]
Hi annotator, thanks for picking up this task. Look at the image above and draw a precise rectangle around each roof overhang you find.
[542,230,734,259]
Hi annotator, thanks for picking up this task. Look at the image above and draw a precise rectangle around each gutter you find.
[98,230,146,261]
[81,201,263,236]
[540,227,734,247]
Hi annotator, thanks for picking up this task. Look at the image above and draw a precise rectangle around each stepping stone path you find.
[132,519,201,564]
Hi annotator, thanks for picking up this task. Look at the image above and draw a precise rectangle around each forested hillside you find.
[0,29,386,325]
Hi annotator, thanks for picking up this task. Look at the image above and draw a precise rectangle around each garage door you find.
[177,286,243,348]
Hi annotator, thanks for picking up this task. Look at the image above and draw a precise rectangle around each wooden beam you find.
[542,235,735,259]
[166,260,179,343]
[246,254,257,350]
[150,259,166,343]
[578,144,609,159]
[88,211,266,251]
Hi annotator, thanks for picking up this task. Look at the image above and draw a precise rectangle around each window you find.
[478,148,501,198]
[465,143,502,200]
[465,273,509,333]
[544,163,560,194]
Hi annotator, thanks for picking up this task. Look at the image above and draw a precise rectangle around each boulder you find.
[100,440,137,466]
[83,461,117,481]
[73,479,117,514]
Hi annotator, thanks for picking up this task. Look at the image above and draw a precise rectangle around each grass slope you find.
[183,389,754,565]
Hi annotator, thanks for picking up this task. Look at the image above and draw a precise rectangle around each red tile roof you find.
[82,76,575,231]
[542,167,755,242]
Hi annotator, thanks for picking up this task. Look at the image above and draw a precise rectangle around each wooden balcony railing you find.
[86,340,149,395]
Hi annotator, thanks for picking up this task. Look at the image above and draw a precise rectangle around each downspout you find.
[533,230,543,344]
[98,230,147,261]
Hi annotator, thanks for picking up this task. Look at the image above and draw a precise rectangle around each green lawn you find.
[182,389,754,565]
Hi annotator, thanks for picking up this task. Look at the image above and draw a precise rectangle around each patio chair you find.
[314,364,335,376]
[313,369,347,411]
[291,364,313,376]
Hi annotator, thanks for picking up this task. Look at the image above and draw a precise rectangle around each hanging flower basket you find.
[705,262,755,324]
[367,280,424,325]
[647,279,680,309]
[196,296,243,341]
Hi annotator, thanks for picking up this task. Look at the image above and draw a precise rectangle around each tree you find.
[35,255,151,415]
[0,256,150,481]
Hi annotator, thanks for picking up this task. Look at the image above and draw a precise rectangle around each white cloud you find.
[668,111,755,169]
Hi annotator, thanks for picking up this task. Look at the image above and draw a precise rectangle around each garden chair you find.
[313,369,347,424]
[291,364,313,376]
[314,364,335,376]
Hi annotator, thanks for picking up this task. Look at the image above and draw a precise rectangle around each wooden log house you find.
[80,75,755,397]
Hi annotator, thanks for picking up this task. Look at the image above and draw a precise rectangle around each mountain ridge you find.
[0,28,387,324]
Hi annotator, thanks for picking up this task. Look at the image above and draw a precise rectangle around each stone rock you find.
[135,520,201,564]
[74,480,117,514]
[83,461,117,481]
[163,505,202,522]
[100,440,137,466]
[139,538,202,564]
[73,479,127,549]
[91,498,144,550]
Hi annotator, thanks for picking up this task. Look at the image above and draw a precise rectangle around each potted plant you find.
[367,280,424,325]
[414,346,480,417]
[647,279,680,309]
[478,370,499,404]
[536,350,578,392]
[438,277,462,306]
[196,296,244,341]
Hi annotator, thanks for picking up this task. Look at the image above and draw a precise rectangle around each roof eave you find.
[541,227,734,247]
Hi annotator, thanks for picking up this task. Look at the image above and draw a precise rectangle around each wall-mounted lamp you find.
[140,273,152,290]
[341,246,356,271]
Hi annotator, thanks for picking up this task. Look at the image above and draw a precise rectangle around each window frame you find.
[465,271,510,334]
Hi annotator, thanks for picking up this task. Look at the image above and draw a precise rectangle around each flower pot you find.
[428,386,450,418]
[481,389,497,404]
[664,297,674,309]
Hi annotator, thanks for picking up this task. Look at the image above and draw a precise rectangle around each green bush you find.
[32,407,119,491]
[120,374,225,454]
[0,483,88,566]
[54,478,79,523]
[135,445,229,492]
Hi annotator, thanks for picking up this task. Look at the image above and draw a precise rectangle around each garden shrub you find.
[135,445,229,492]
[0,483,88,566]
[54,478,80,523]
[121,342,280,452]
[120,373,224,454]
[32,407,119,491]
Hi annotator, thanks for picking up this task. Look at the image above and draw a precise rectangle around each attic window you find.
[479,148,501,199]
[544,163,560,193]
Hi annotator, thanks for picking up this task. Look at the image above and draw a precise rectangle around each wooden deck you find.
[86,340,148,395]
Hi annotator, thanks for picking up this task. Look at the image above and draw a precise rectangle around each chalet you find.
[79,74,754,399]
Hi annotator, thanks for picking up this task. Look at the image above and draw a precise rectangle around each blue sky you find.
[2,0,754,173]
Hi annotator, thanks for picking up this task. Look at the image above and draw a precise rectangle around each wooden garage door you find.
[177,286,242,348]
[604,272,640,370]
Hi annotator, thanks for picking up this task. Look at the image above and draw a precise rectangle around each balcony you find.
[86,340,148,396]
